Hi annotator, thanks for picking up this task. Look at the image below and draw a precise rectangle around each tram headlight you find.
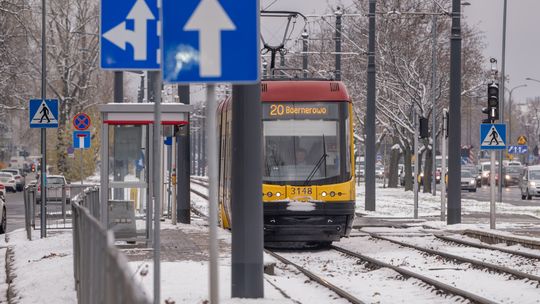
[275,192,281,197]
[330,191,336,197]
[321,192,327,197]
[267,192,273,197]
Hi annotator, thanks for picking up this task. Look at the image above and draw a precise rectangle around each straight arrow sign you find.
[183,0,236,77]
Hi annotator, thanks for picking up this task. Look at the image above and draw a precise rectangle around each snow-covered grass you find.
[356,183,540,219]
[3,229,75,304]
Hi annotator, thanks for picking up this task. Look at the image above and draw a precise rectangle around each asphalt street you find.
[5,188,26,233]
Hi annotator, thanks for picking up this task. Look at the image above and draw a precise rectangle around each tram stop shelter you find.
[99,103,192,245]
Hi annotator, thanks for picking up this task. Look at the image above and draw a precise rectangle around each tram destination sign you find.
[263,102,339,120]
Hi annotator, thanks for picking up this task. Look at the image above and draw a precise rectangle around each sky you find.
[261,0,540,103]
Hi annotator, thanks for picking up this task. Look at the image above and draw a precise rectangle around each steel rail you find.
[435,234,540,261]
[331,245,496,304]
[265,250,366,304]
[366,232,540,283]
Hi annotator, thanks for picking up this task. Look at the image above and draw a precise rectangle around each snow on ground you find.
[3,229,75,304]
[356,183,540,219]
[0,247,7,303]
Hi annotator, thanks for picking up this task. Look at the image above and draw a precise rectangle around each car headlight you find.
[470,180,476,185]
[482,172,489,177]
[505,175,511,180]
[530,181,536,187]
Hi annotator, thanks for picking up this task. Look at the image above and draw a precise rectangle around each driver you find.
[295,148,308,165]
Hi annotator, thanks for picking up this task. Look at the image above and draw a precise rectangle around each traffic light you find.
[482,82,499,123]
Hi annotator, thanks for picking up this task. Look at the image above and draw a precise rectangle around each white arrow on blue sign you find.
[101,0,160,70]
[161,0,259,83]
[508,145,528,154]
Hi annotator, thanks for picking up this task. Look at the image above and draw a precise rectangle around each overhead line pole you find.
[498,0,508,203]
[151,71,162,304]
[40,0,47,238]
[365,0,376,211]
[431,2,438,196]
[447,0,462,224]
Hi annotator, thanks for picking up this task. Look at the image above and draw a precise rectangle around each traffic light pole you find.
[490,150,496,229]
[447,0,462,225]
[498,0,508,203]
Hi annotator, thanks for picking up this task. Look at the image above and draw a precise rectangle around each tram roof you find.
[261,80,350,102]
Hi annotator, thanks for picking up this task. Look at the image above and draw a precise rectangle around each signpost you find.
[162,0,262,299]
[100,0,160,70]
[480,123,506,229]
[508,145,528,154]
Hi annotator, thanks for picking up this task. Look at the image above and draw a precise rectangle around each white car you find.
[460,170,477,192]
[0,172,17,192]
[36,175,70,204]
[0,169,25,191]
[520,166,540,200]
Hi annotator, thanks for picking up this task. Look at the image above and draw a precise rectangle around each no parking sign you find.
[73,113,91,131]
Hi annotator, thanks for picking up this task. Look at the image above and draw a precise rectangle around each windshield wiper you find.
[304,135,327,186]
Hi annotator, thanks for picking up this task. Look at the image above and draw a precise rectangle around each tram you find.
[217,80,356,244]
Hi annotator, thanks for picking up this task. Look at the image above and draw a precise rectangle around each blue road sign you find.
[101,0,160,70]
[29,99,59,128]
[508,145,528,154]
[164,137,172,145]
[480,123,506,150]
[73,131,91,149]
[162,0,259,83]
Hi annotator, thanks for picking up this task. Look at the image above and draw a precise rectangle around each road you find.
[5,188,26,233]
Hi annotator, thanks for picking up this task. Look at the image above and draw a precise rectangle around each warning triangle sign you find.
[481,126,505,147]
[31,100,58,125]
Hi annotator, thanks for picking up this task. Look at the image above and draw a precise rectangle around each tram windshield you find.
[262,102,349,185]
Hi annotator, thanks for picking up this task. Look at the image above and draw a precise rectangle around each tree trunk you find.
[404,145,413,191]
[388,138,400,188]
[423,141,433,193]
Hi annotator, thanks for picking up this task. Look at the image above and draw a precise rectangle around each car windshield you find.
[1,170,17,175]
[461,171,473,178]
[505,167,522,174]
[529,170,540,180]
[48,177,65,185]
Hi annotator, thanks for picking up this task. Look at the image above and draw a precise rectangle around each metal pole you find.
[365,0,376,211]
[302,30,309,78]
[80,148,83,185]
[447,0,462,224]
[198,115,203,176]
[202,112,206,176]
[177,85,190,224]
[231,84,264,298]
[498,0,508,202]
[441,109,448,221]
[431,4,438,196]
[414,113,419,219]
[206,85,219,303]
[113,71,124,200]
[150,71,161,304]
[335,7,342,81]
[40,0,47,238]
[490,150,496,229]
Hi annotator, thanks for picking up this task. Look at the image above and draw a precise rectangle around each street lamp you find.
[508,84,527,145]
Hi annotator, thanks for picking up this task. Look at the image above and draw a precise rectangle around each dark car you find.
[498,166,523,187]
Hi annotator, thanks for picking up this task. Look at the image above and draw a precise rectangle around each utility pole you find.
[302,30,308,78]
[447,0,462,224]
[365,0,377,211]
[231,84,264,298]
[441,109,448,220]
[414,112,419,219]
[177,85,190,224]
[40,0,47,238]
[335,7,342,81]
[498,0,508,202]
[431,2,438,196]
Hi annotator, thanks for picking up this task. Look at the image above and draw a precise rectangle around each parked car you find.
[0,172,17,193]
[520,165,540,200]
[0,168,25,191]
[36,175,70,204]
[0,184,5,198]
[375,165,385,178]
[0,191,6,234]
[460,170,477,192]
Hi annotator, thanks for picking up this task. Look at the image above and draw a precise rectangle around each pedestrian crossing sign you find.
[29,99,59,128]
[480,123,506,150]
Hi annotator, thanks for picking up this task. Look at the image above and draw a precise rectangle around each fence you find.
[72,188,150,304]
[23,183,99,238]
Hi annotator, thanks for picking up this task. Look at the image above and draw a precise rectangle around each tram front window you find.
[263,102,348,185]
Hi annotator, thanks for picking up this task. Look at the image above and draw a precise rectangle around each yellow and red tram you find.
[218,80,356,244]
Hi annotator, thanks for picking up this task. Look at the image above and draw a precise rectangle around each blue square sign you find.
[29,99,59,128]
[101,0,160,70]
[480,123,506,150]
[161,0,260,83]
[73,131,91,149]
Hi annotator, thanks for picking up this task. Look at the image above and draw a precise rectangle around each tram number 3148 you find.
[290,187,313,195]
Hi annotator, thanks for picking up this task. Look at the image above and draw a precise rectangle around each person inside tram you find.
[295,148,308,166]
